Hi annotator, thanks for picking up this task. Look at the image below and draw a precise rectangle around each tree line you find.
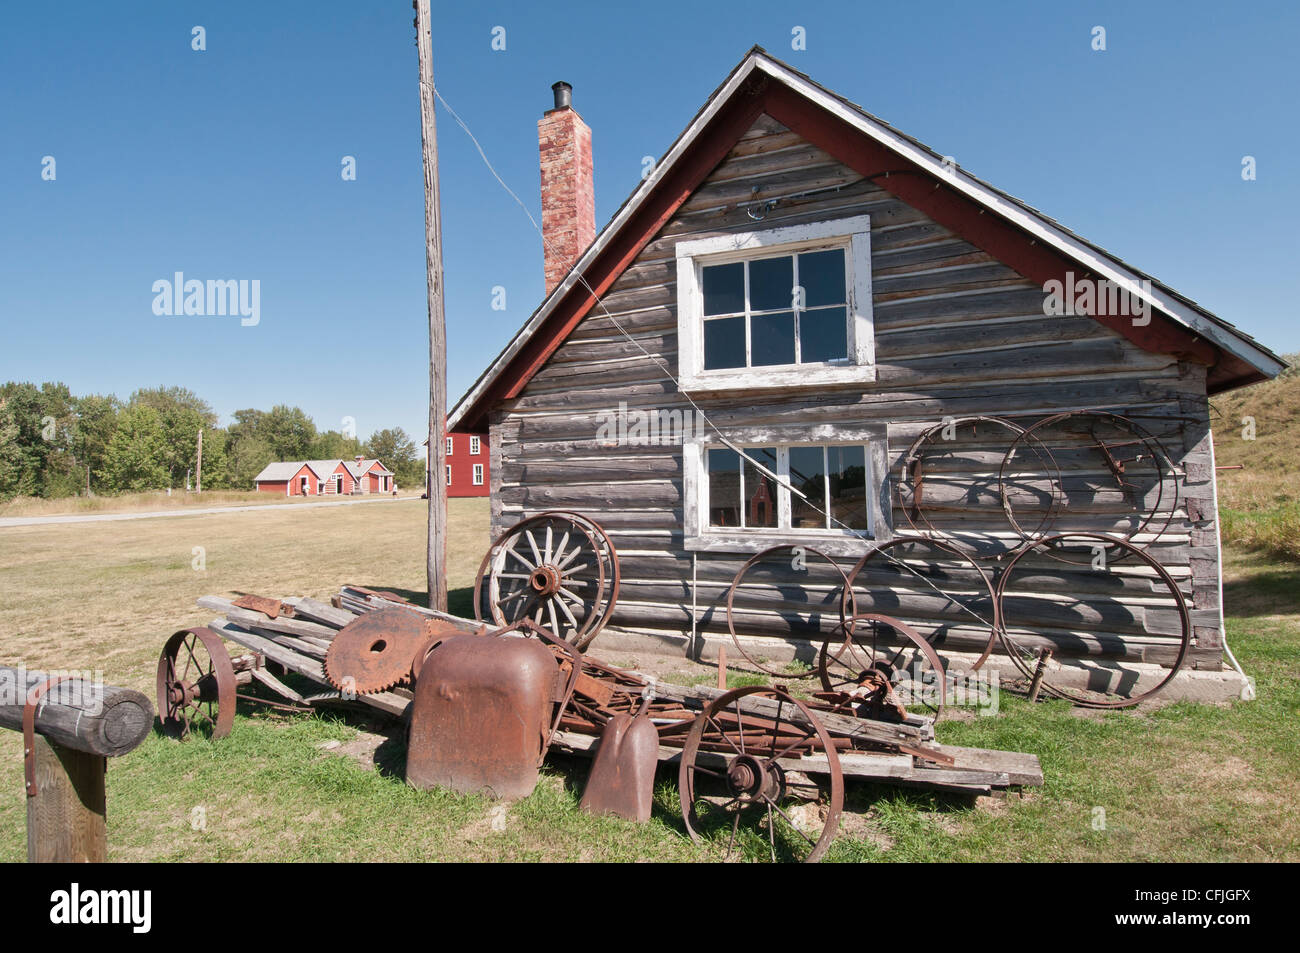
[0,381,424,501]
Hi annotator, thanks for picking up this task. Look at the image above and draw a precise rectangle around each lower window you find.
[686,431,888,555]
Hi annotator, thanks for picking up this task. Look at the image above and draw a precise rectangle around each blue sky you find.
[3,1,1296,449]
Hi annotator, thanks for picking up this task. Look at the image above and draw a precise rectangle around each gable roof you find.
[449,47,1285,433]
[253,459,358,483]
[345,459,392,478]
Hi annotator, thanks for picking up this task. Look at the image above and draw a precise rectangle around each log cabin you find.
[447,49,1284,697]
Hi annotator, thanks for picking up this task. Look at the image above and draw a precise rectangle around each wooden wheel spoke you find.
[524,529,544,566]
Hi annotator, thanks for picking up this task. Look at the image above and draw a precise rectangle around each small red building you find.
[253,457,393,496]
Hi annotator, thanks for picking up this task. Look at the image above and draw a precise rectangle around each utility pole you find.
[415,0,448,611]
[195,428,203,493]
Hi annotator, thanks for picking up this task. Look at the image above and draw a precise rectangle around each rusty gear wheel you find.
[324,608,433,694]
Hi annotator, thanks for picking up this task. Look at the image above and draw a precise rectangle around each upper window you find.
[446,436,454,456]
[469,435,482,455]
[676,215,874,393]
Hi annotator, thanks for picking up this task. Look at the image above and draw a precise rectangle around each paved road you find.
[0,495,422,528]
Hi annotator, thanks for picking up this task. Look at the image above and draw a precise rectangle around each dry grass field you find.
[0,495,1297,862]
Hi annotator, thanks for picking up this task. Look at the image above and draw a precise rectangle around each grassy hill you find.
[1210,353,1299,559]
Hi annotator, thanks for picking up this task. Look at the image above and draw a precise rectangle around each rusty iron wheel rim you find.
[899,415,1063,560]
[843,536,1000,673]
[474,512,611,650]
[994,532,1192,708]
[157,627,236,740]
[819,612,948,721]
[999,410,1179,563]
[725,544,855,679]
[678,685,843,863]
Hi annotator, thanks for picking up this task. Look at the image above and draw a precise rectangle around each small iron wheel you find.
[725,544,854,678]
[819,613,948,721]
[157,627,236,739]
[474,512,612,649]
[679,685,843,863]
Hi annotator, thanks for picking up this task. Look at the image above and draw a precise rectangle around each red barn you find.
[425,433,489,498]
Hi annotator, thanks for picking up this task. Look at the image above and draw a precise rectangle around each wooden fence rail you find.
[0,666,153,862]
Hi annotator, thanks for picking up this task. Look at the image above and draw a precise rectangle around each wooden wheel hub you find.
[529,565,562,596]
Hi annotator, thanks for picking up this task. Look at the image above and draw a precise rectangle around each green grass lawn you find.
[1,499,1297,862]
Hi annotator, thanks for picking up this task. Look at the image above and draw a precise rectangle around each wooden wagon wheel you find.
[999,410,1179,563]
[157,627,236,740]
[994,532,1192,708]
[474,512,612,650]
[725,544,855,678]
[818,613,948,721]
[679,685,843,863]
[537,509,621,639]
[843,536,1000,673]
[899,415,1062,560]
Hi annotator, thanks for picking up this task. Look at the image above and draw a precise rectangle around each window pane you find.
[798,249,846,308]
[702,262,744,315]
[740,447,778,528]
[707,448,740,527]
[750,311,795,366]
[703,316,746,369]
[827,445,869,530]
[799,306,849,363]
[748,255,794,312]
[788,446,826,528]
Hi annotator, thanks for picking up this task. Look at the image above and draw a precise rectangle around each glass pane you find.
[798,249,846,308]
[702,262,744,315]
[800,306,849,363]
[788,446,826,529]
[748,255,794,312]
[707,448,740,527]
[750,311,795,366]
[703,316,745,370]
[827,445,869,530]
[740,447,778,528]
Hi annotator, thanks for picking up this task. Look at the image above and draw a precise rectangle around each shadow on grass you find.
[1223,566,1300,618]
[349,583,477,619]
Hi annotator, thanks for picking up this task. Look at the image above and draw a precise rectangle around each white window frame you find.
[446,436,454,456]
[445,465,452,486]
[472,463,484,486]
[675,215,874,394]
[683,424,891,557]
[469,435,481,455]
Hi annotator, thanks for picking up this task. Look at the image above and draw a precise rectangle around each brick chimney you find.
[538,81,595,295]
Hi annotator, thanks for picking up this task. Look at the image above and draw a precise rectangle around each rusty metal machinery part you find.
[818,613,948,721]
[157,627,236,740]
[899,415,1063,560]
[725,544,855,678]
[474,512,612,650]
[679,685,844,863]
[994,532,1192,708]
[999,410,1179,561]
[323,608,435,694]
[843,536,1000,672]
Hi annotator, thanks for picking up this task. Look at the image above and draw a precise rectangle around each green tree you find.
[311,429,364,461]
[71,393,120,494]
[129,387,216,488]
[99,406,169,491]
[0,399,25,500]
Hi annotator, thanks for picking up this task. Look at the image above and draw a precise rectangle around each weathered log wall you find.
[490,114,1222,670]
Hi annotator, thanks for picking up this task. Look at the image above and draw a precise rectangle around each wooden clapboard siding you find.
[491,114,1223,671]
